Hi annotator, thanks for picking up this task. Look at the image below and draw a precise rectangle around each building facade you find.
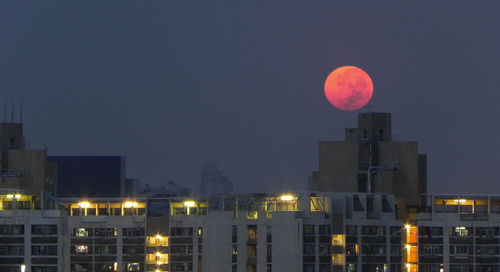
[47,156,127,198]
[312,113,427,220]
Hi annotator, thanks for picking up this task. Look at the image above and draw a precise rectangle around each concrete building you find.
[0,190,404,272]
[47,156,127,198]
[415,194,500,272]
[3,112,499,272]
[0,122,56,199]
[312,112,427,220]
[4,189,500,272]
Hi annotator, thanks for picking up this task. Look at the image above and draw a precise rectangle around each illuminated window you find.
[408,246,418,263]
[406,226,417,244]
[75,245,89,253]
[248,225,257,240]
[347,264,357,272]
[246,211,258,219]
[451,227,471,237]
[345,244,358,255]
[332,254,345,265]
[232,244,238,263]
[74,228,91,237]
[332,235,345,246]
[126,263,141,272]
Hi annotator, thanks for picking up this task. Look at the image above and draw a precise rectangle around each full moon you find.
[324,66,373,111]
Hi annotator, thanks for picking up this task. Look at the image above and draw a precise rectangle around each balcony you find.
[460,213,488,221]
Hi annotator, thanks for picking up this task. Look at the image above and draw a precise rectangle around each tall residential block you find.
[47,156,126,198]
[312,113,427,219]
[0,122,55,199]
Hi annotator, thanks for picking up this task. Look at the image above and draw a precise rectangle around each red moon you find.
[324,66,373,111]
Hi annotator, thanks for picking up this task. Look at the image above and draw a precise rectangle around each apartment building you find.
[0,191,403,272]
[0,194,61,272]
[5,189,500,272]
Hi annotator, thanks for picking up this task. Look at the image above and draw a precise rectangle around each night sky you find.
[1,1,500,195]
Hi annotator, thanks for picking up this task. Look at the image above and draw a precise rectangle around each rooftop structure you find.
[312,112,427,220]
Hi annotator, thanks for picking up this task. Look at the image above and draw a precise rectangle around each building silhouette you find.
[312,112,427,220]
[47,156,127,198]
[200,162,233,200]
[1,113,499,272]
[0,121,56,201]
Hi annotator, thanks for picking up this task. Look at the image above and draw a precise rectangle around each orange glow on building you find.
[407,226,418,244]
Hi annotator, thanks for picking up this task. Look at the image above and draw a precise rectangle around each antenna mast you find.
[11,99,14,123]
[20,98,23,123]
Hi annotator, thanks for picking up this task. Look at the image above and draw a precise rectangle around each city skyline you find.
[1,1,500,194]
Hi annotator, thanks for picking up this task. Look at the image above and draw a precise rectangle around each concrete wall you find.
[4,149,47,195]
[312,142,359,192]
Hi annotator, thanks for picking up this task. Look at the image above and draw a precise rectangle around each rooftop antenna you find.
[20,98,23,123]
[11,98,14,123]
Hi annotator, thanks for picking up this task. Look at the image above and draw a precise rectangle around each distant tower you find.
[312,112,427,219]
[0,116,56,198]
[200,162,234,200]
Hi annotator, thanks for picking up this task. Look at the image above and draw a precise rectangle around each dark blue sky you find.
[1,1,500,194]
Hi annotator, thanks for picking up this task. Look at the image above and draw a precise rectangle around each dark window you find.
[303,225,315,235]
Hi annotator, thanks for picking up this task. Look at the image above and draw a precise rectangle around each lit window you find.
[454,227,469,237]
[75,228,90,237]
[127,263,141,272]
[280,194,294,201]
[124,201,138,208]
[78,202,91,208]
[75,245,88,253]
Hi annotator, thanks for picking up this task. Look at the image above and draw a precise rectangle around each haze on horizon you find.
[1,1,500,195]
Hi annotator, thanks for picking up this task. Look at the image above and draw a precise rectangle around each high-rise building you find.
[312,112,427,220]
[47,156,126,198]
[200,162,233,200]
[0,122,56,199]
[3,112,499,272]
[3,190,500,272]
